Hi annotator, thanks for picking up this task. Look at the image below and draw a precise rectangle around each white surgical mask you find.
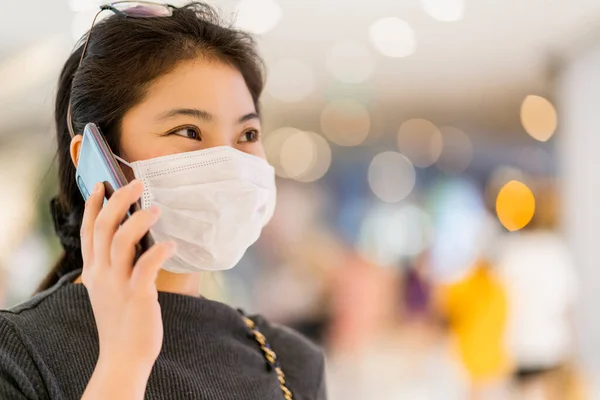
[116,146,276,273]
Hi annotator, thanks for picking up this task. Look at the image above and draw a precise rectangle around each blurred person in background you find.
[325,250,467,400]
[401,252,433,325]
[0,2,325,399]
[436,257,511,400]
[498,180,583,400]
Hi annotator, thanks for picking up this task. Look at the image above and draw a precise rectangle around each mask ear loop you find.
[114,154,137,186]
[113,154,132,168]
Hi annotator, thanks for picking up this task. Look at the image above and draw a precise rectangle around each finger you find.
[80,182,104,269]
[131,241,176,289]
[110,206,161,277]
[93,180,143,267]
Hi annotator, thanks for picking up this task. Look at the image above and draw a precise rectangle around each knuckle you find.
[112,225,128,244]
[93,214,109,233]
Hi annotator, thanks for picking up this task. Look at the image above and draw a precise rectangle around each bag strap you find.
[238,311,293,400]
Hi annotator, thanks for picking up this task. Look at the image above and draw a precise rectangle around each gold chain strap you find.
[240,314,293,400]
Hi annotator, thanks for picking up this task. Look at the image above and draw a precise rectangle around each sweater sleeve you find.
[0,314,44,400]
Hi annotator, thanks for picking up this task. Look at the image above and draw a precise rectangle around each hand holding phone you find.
[74,124,174,398]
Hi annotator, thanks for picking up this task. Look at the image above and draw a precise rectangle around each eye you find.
[239,129,260,143]
[170,126,201,141]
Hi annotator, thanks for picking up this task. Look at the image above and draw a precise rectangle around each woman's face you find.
[118,57,264,163]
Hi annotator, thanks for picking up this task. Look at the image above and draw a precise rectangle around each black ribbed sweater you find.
[0,270,326,399]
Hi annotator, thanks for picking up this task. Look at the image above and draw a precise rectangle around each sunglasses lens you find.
[111,2,172,17]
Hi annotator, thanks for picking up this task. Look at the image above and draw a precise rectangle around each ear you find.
[70,134,83,167]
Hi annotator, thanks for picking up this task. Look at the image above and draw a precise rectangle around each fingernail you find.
[93,182,102,193]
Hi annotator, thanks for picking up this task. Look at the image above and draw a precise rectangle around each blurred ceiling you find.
[2,0,600,139]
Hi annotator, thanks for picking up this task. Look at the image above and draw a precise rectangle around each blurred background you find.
[3,0,600,398]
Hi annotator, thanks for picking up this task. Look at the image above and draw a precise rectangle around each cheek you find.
[246,143,266,160]
[119,132,183,162]
[256,144,267,159]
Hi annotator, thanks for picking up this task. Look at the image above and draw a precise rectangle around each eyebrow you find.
[156,108,259,124]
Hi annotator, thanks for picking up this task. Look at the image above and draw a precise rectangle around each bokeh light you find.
[280,130,316,180]
[320,99,371,147]
[496,180,536,231]
[520,95,557,142]
[397,118,443,168]
[368,151,416,202]
[266,59,315,102]
[420,0,465,22]
[233,0,282,35]
[297,132,332,182]
[369,17,416,58]
[281,131,331,182]
[485,165,526,207]
[269,129,332,182]
[436,126,473,174]
[358,203,433,267]
[326,41,375,84]
[264,127,298,178]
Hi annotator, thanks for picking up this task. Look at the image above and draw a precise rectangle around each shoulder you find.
[0,287,58,341]
[250,314,326,398]
[2,269,88,326]
[0,311,46,398]
[0,271,95,364]
[0,280,70,364]
[1,274,75,333]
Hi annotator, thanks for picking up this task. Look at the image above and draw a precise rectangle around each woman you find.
[0,2,326,399]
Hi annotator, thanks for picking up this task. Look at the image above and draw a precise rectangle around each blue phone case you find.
[75,122,154,254]
[76,123,127,202]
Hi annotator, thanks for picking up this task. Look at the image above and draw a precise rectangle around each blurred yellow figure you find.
[496,180,536,232]
[437,260,511,388]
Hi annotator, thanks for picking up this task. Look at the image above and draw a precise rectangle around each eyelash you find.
[167,126,261,143]
[240,129,261,143]
[169,125,200,141]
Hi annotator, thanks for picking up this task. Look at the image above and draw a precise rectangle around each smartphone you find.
[76,122,154,256]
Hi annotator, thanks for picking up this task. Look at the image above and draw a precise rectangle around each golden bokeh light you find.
[369,17,417,58]
[496,180,535,231]
[397,118,443,168]
[267,129,332,183]
[320,99,370,147]
[263,127,299,178]
[280,130,316,179]
[295,132,332,183]
[520,95,557,142]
